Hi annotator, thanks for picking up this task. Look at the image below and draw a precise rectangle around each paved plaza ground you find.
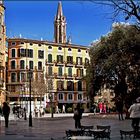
[0,113,138,140]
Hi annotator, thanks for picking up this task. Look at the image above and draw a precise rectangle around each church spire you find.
[54,1,67,43]
[56,1,63,19]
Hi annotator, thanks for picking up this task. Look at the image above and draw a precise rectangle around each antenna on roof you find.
[19,34,22,38]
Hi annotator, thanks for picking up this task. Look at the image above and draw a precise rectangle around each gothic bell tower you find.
[54,1,67,43]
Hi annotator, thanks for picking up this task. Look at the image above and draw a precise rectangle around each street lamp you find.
[21,86,27,120]
[49,93,53,118]
[28,69,32,127]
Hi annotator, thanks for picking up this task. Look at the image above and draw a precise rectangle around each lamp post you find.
[21,86,27,120]
[49,93,53,118]
[28,69,32,127]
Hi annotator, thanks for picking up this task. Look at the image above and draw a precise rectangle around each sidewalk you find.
[0,113,135,140]
[1,112,125,121]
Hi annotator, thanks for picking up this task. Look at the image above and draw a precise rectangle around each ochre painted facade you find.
[0,3,6,106]
[6,2,90,111]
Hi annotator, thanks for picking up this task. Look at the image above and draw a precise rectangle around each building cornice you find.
[7,38,89,50]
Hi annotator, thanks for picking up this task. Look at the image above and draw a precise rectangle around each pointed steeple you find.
[54,1,67,43]
[56,1,63,19]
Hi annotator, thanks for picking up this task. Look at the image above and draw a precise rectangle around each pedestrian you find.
[62,105,66,113]
[73,103,82,129]
[34,107,38,117]
[103,103,107,113]
[115,97,124,120]
[55,105,59,113]
[92,103,96,115]
[99,102,103,113]
[2,102,10,128]
[128,99,140,132]
[39,106,44,117]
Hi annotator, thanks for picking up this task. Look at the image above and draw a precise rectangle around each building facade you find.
[6,2,90,112]
[0,2,6,106]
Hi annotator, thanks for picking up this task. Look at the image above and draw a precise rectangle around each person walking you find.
[73,103,82,129]
[115,97,124,120]
[55,105,60,113]
[99,102,103,113]
[128,99,140,132]
[62,105,66,113]
[2,102,10,128]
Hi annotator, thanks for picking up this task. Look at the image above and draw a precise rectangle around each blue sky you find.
[4,1,126,46]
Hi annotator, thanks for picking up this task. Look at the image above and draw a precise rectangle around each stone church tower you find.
[54,1,67,43]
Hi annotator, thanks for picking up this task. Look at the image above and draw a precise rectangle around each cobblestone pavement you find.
[0,113,138,140]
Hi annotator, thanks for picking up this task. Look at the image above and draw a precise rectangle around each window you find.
[58,46,62,50]
[20,72,25,82]
[11,73,16,82]
[68,48,71,51]
[78,48,81,52]
[20,42,24,44]
[77,69,83,77]
[20,49,25,57]
[85,58,89,65]
[48,66,52,76]
[11,60,16,69]
[78,94,82,100]
[58,66,62,76]
[28,49,33,58]
[68,93,73,100]
[48,46,52,49]
[48,54,52,63]
[57,81,64,91]
[68,67,72,77]
[57,55,63,63]
[38,50,44,59]
[38,61,42,70]
[67,56,73,64]
[11,49,16,58]
[30,43,33,46]
[29,61,33,69]
[67,81,74,91]
[78,81,82,91]
[38,44,41,46]
[58,93,63,100]
[76,57,82,65]
[20,60,25,69]
[27,72,33,80]
[12,42,16,45]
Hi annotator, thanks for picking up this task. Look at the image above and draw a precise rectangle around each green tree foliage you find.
[87,23,140,106]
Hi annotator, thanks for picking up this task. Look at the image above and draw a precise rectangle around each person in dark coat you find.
[73,103,83,129]
[2,102,10,127]
[116,97,124,120]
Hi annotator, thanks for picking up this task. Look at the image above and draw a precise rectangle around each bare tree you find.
[47,78,54,118]
[31,78,48,107]
[91,0,140,24]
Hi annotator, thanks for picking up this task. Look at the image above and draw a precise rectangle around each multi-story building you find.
[7,2,90,112]
[0,1,6,106]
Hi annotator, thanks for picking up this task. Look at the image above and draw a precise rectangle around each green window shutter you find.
[48,54,52,63]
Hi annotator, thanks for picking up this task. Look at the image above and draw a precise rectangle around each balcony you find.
[65,61,74,67]
[75,75,83,80]
[45,72,54,78]
[45,59,54,65]
[75,62,83,68]
[55,61,64,66]
[53,73,65,79]
[66,74,73,79]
